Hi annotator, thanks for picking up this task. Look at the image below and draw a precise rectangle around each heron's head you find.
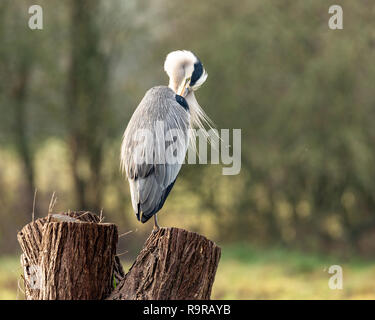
[164,50,208,97]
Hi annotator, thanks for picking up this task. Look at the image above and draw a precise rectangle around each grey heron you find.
[121,50,212,231]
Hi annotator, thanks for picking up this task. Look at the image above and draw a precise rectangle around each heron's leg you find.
[153,214,160,232]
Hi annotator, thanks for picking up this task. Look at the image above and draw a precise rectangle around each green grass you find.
[212,244,375,299]
[2,245,375,299]
[0,255,22,300]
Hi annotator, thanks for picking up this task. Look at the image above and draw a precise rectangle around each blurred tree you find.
[0,1,41,215]
[65,0,114,211]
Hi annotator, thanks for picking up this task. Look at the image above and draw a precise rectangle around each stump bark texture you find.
[109,227,221,300]
[18,212,221,300]
[17,212,119,299]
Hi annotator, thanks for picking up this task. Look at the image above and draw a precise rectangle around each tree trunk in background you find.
[66,0,109,212]
[18,212,221,300]
[11,63,36,217]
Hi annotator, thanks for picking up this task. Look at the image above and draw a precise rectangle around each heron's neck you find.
[168,79,180,94]
[168,82,177,93]
[168,71,186,95]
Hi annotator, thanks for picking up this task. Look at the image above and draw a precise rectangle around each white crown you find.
[164,50,198,78]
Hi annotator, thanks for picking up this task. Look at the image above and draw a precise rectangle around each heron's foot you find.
[153,214,161,234]
[152,225,160,234]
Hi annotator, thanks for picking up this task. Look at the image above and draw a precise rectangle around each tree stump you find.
[109,227,221,300]
[18,212,221,300]
[17,212,120,300]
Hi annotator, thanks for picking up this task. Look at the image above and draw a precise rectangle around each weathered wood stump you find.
[17,212,119,299]
[18,211,221,300]
[109,227,221,300]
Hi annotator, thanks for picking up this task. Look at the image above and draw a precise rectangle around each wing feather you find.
[121,86,190,223]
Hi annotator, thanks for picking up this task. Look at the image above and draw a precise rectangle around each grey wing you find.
[120,87,190,223]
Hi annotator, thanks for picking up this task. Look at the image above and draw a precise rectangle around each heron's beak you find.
[179,78,191,97]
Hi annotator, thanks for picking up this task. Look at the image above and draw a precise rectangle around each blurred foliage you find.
[0,0,375,263]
